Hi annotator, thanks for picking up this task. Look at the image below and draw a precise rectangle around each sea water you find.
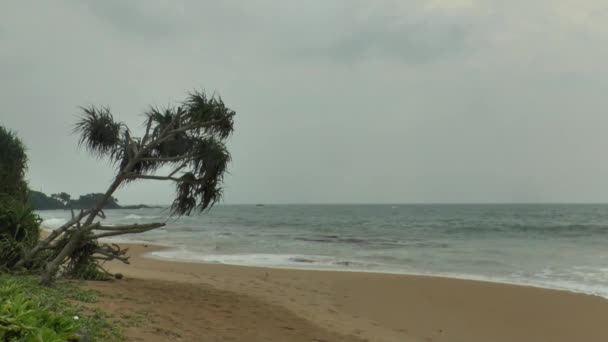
[38,204,608,298]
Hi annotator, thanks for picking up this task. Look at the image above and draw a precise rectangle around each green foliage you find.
[0,275,122,341]
[70,193,119,210]
[64,238,111,281]
[0,126,28,203]
[0,197,41,269]
[27,191,65,210]
[73,90,235,216]
[51,193,71,207]
[73,106,123,158]
[28,191,122,210]
[0,278,80,341]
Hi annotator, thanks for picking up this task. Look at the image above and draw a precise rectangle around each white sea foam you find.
[412,272,608,299]
[146,249,608,299]
[42,218,68,229]
[148,250,370,269]
[100,236,171,247]
[123,214,161,220]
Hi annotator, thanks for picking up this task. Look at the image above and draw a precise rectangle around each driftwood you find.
[93,243,130,264]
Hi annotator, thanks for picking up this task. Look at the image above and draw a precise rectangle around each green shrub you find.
[0,126,28,203]
[65,238,112,281]
[0,197,41,269]
[0,275,122,341]
[0,279,81,341]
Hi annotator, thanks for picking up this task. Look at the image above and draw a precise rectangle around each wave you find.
[148,250,374,269]
[146,250,608,298]
[452,223,608,235]
[123,214,161,220]
[293,235,449,248]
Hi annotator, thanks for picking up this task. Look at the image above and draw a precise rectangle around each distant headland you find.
[28,190,159,210]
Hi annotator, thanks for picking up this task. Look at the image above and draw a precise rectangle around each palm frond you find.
[73,106,123,159]
[190,138,230,182]
[147,106,178,139]
[170,173,223,216]
[183,90,235,140]
[76,90,235,216]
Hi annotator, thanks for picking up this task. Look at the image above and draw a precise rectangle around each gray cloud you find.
[73,1,193,39]
[304,5,483,63]
[2,0,608,204]
[75,0,485,63]
[323,19,471,63]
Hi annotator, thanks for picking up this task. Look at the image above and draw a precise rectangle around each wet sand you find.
[87,243,608,341]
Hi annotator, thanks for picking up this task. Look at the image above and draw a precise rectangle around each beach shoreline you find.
[141,242,608,300]
[39,203,608,302]
[86,242,608,342]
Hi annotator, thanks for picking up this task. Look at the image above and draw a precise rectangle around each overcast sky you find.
[1,0,608,204]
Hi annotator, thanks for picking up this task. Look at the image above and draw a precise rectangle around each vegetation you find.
[0,126,28,203]
[0,196,41,271]
[0,125,41,272]
[28,191,65,210]
[29,190,154,210]
[62,193,120,210]
[0,275,121,341]
[0,90,233,340]
[0,126,122,340]
[10,90,235,286]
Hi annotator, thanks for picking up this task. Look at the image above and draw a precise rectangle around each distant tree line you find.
[28,191,119,210]
[28,191,154,210]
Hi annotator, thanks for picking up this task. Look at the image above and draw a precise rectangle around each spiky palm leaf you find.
[168,138,230,215]
[190,138,230,182]
[75,90,234,216]
[183,91,235,139]
[73,106,123,158]
[114,129,162,181]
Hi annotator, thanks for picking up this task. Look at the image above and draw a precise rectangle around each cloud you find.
[318,9,479,63]
[73,0,486,64]
[2,0,608,204]
[73,0,188,38]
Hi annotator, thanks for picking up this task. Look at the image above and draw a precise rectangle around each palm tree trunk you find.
[15,210,90,269]
[40,175,126,286]
[40,229,85,286]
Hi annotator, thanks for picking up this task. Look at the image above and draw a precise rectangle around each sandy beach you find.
[83,243,608,342]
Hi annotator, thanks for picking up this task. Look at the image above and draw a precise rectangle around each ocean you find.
[38,204,608,298]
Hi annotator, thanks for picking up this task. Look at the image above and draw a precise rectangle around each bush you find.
[0,196,41,269]
[0,275,123,341]
[0,126,28,203]
[64,237,112,281]
[0,279,81,341]
[27,191,66,210]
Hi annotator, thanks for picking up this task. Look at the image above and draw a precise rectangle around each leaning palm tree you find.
[17,90,235,285]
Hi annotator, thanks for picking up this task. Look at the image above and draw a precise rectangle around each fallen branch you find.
[93,222,165,239]
[95,222,165,231]
[124,174,181,182]
[93,243,130,264]
[14,209,91,269]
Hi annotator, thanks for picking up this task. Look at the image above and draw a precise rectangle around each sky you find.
[1,0,608,204]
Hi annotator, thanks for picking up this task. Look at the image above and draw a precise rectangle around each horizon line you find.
[121,202,608,207]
